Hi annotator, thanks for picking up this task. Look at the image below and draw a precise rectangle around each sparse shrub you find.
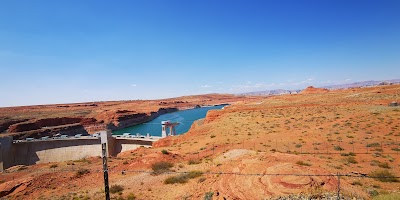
[367,142,380,147]
[378,162,391,169]
[334,146,344,151]
[123,161,129,165]
[75,168,90,178]
[348,152,356,156]
[296,161,311,166]
[351,180,363,186]
[161,149,169,155]
[110,184,124,194]
[341,152,356,156]
[49,164,58,168]
[373,193,400,200]
[343,156,358,164]
[204,192,214,200]
[210,135,216,138]
[127,193,136,200]
[198,177,206,183]
[164,175,188,184]
[369,170,399,182]
[76,158,92,164]
[188,159,201,165]
[17,166,28,171]
[151,161,173,174]
[392,148,400,151]
[369,189,379,197]
[164,171,203,184]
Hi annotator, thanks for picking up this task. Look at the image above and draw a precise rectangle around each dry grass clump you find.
[75,168,90,178]
[109,184,124,194]
[188,159,201,165]
[164,171,203,184]
[296,161,311,166]
[151,161,174,174]
[369,170,399,182]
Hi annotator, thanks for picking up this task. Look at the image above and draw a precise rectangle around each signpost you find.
[101,131,110,200]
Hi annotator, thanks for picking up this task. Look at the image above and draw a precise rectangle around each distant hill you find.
[238,89,301,96]
[322,79,400,90]
[239,79,400,96]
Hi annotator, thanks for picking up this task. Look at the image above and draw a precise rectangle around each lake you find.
[113,105,226,136]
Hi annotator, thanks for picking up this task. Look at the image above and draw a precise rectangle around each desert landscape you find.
[1,84,399,199]
[0,94,255,140]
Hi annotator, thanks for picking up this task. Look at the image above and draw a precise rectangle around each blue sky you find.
[0,0,399,107]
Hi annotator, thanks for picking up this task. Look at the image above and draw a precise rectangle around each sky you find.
[0,0,399,107]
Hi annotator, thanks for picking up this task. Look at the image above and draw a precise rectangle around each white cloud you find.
[201,85,212,88]
[131,84,137,87]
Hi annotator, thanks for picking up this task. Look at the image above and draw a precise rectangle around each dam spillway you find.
[0,133,161,170]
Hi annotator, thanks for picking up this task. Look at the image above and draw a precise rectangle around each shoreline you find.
[112,104,229,136]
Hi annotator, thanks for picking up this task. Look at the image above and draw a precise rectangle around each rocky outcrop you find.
[108,108,178,130]
[12,124,89,140]
[0,119,29,133]
[300,86,329,94]
[8,117,97,133]
[8,122,41,133]
[204,109,226,124]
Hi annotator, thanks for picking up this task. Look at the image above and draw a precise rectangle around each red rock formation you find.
[7,117,97,133]
[204,110,224,124]
[300,86,329,94]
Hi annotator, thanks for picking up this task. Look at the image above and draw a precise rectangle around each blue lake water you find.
[112,105,226,136]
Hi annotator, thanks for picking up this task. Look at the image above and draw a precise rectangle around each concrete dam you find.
[0,132,160,170]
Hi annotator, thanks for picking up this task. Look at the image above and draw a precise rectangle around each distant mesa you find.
[300,86,329,94]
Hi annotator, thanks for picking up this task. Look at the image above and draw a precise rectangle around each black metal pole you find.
[102,143,110,200]
[337,172,340,200]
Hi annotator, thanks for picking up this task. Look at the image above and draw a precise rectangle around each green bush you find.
[110,184,124,194]
[161,149,169,154]
[151,161,173,174]
[164,171,203,184]
[369,170,399,182]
